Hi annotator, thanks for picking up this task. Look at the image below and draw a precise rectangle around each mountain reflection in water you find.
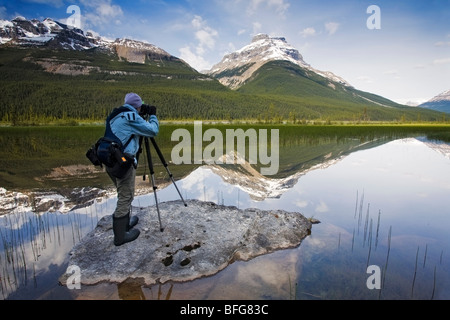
[1,137,450,300]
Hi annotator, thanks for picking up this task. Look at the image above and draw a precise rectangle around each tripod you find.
[139,136,187,232]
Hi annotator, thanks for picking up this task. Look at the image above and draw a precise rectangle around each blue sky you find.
[1,0,449,105]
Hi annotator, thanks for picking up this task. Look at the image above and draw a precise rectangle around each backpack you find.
[86,106,135,178]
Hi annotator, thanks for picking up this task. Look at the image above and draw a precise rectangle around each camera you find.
[139,104,157,117]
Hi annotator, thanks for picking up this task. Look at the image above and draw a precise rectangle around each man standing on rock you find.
[107,93,159,246]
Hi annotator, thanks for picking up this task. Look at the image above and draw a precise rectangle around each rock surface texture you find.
[60,200,313,286]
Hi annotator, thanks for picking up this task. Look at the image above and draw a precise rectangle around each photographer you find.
[107,92,159,246]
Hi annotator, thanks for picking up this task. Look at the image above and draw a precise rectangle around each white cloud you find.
[294,199,308,208]
[315,200,329,213]
[180,46,203,71]
[247,0,290,17]
[433,57,450,65]
[384,69,398,75]
[196,28,218,51]
[22,0,64,6]
[79,0,123,27]
[356,75,373,83]
[97,3,121,18]
[435,41,450,47]
[252,22,262,35]
[325,22,339,35]
[191,15,203,29]
[192,16,218,51]
[178,16,219,71]
[300,27,316,38]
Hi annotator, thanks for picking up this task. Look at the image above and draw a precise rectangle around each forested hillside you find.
[0,47,446,125]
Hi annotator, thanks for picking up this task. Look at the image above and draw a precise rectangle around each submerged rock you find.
[60,199,314,286]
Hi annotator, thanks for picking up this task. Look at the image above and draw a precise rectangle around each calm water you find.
[1,136,450,300]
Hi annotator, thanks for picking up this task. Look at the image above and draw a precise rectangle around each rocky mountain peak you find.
[207,34,350,89]
[251,33,269,42]
[241,33,308,66]
[251,33,285,43]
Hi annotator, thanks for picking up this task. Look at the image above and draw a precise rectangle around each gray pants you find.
[107,166,136,218]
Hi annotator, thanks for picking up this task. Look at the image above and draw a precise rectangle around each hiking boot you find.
[127,214,139,231]
[113,213,140,246]
[112,212,139,231]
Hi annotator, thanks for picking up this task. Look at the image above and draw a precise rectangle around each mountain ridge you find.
[0,16,189,66]
[419,89,450,114]
[208,34,405,110]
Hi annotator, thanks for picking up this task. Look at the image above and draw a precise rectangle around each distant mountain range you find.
[0,16,446,122]
[419,90,450,114]
[0,16,186,64]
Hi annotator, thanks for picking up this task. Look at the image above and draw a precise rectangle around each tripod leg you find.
[150,137,187,207]
[144,137,164,232]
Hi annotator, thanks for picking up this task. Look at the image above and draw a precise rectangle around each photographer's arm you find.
[131,115,159,138]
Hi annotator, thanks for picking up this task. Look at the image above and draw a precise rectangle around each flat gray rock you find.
[60,199,313,286]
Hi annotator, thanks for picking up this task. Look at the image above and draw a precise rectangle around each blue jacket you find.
[109,104,159,158]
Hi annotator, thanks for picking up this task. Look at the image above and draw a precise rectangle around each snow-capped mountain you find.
[419,89,450,114]
[0,16,96,50]
[0,17,179,64]
[207,34,351,89]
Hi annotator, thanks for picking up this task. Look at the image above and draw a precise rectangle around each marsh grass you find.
[0,203,107,299]
[296,187,447,300]
[349,191,445,299]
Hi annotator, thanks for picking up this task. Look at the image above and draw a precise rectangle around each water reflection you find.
[133,137,450,299]
[0,198,115,299]
[1,137,450,299]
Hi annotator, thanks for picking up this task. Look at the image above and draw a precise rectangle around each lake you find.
[1,125,450,300]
